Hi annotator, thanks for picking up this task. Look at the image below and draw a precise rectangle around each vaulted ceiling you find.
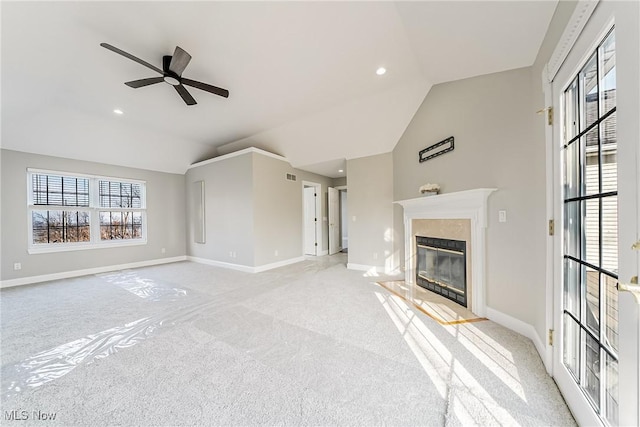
[1,1,557,177]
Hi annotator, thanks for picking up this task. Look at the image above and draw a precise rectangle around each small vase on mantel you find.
[419,183,440,197]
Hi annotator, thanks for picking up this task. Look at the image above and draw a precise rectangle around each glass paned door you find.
[561,29,618,425]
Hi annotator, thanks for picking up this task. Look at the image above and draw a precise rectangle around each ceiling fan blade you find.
[125,77,164,88]
[169,46,192,76]
[174,84,197,106]
[100,43,163,75]
[182,78,229,98]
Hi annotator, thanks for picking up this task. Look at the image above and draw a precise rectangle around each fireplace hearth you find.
[416,236,467,307]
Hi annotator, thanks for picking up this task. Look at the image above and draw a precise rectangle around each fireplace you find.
[416,236,467,307]
[395,188,496,316]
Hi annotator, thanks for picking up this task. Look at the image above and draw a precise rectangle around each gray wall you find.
[0,149,186,281]
[252,153,303,265]
[333,177,347,187]
[256,159,335,263]
[185,150,335,268]
[185,153,255,266]
[347,153,395,271]
[392,67,540,325]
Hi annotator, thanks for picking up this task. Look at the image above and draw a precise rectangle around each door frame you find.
[336,185,348,251]
[328,186,340,255]
[302,181,322,256]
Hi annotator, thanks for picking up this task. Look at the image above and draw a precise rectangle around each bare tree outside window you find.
[99,180,143,240]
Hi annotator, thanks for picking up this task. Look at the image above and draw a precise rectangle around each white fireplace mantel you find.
[394,188,496,316]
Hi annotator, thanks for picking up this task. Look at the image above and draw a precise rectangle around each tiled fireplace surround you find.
[395,188,496,317]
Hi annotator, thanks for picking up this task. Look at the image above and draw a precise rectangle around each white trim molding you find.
[188,255,305,274]
[545,0,599,83]
[347,263,401,276]
[0,256,187,289]
[188,147,287,170]
[394,188,496,317]
[486,307,546,361]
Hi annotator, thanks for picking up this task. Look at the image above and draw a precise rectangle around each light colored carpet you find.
[0,254,575,426]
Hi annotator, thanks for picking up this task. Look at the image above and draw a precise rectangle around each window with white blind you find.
[28,170,146,253]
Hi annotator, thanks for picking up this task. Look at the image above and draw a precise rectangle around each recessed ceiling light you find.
[376,67,386,76]
[338,169,344,173]
[113,109,124,115]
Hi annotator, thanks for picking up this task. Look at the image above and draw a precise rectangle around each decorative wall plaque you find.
[419,136,454,163]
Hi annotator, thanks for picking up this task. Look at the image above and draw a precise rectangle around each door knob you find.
[618,276,640,304]
[632,240,640,251]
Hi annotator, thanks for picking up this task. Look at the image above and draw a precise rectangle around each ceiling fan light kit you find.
[100,43,229,106]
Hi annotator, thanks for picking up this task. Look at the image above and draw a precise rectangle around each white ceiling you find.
[1,1,557,178]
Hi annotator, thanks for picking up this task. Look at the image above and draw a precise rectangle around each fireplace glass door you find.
[416,236,467,307]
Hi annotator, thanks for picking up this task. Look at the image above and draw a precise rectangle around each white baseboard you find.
[0,256,188,289]
[254,256,305,273]
[187,256,254,273]
[486,307,548,368]
[188,255,305,274]
[347,263,402,276]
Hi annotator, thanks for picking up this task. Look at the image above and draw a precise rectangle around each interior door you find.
[303,186,317,256]
[551,4,639,425]
[328,187,340,255]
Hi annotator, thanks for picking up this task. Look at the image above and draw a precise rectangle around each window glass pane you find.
[32,211,49,243]
[584,265,599,334]
[601,196,618,274]
[100,212,110,239]
[584,333,600,409]
[580,53,598,131]
[564,78,579,141]
[100,211,142,241]
[564,201,580,258]
[583,199,599,267]
[583,127,600,196]
[601,112,617,193]
[99,180,142,209]
[605,353,618,426]
[563,314,580,380]
[564,258,580,317]
[47,176,63,206]
[32,174,89,207]
[599,31,616,115]
[603,273,618,353]
[31,210,90,244]
[131,184,142,208]
[564,142,579,199]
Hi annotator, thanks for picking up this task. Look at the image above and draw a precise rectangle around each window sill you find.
[28,239,147,254]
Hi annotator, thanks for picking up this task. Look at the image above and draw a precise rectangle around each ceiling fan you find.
[100,43,229,106]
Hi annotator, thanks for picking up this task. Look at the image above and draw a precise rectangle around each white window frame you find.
[27,168,147,254]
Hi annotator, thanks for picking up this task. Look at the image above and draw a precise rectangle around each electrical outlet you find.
[373,253,378,260]
[161,247,166,254]
[13,263,21,271]
[499,210,507,223]
[274,249,279,256]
